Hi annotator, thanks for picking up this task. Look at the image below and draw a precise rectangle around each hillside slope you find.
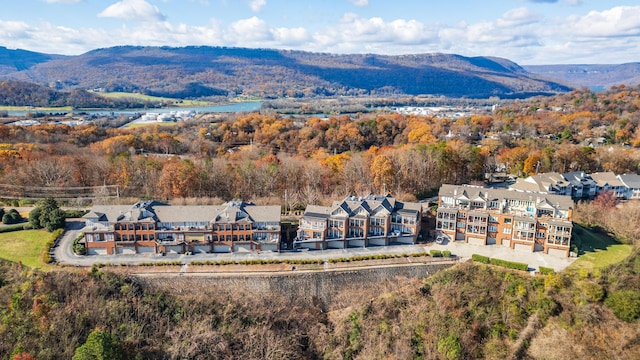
[1,46,571,99]
[0,248,638,359]
[524,63,640,90]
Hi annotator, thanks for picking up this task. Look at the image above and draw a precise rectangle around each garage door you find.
[514,243,533,252]
[487,237,496,245]
[547,248,568,257]
[165,245,183,254]
[455,233,465,241]
[468,237,485,245]
[213,244,231,253]
[137,246,156,254]
[233,244,252,252]
[88,247,107,255]
[192,245,211,254]
[117,247,136,255]
[348,239,365,248]
[260,243,277,252]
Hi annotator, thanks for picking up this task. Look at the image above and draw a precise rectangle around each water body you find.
[6,101,263,117]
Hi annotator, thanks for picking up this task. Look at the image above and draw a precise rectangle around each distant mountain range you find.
[1,45,635,101]
[524,63,640,90]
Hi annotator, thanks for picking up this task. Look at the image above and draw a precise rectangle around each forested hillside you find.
[2,46,571,99]
[0,86,639,206]
[0,247,638,359]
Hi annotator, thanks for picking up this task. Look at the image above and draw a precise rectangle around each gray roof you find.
[86,201,280,224]
[303,194,420,220]
[590,172,624,187]
[618,173,640,189]
[439,184,573,210]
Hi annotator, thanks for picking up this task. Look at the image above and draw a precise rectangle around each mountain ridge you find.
[0,45,571,100]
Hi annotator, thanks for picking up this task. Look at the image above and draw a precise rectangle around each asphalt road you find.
[54,220,576,272]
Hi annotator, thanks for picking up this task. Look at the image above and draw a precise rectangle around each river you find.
[5,101,263,117]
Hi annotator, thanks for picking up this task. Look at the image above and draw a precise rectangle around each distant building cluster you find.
[509,171,640,201]
[137,111,195,123]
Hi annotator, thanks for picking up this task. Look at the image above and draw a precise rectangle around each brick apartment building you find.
[82,200,281,255]
[436,184,574,257]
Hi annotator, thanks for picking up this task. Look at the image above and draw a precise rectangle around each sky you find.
[1,0,639,65]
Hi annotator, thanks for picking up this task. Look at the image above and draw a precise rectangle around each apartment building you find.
[295,194,422,250]
[436,184,574,257]
[82,200,281,255]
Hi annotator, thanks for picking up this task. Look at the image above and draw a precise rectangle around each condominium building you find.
[295,194,422,250]
[436,184,574,257]
[82,200,281,255]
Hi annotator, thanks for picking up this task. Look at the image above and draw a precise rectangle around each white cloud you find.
[271,27,310,45]
[226,16,272,43]
[568,6,640,37]
[348,0,369,6]
[249,0,266,12]
[0,21,32,41]
[98,0,166,22]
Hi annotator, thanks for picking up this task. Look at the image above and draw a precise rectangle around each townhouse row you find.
[81,195,423,255]
[510,171,640,201]
[82,185,578,257]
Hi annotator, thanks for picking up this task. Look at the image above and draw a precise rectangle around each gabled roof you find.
[590,172,624,187]
[618,173,640,189]
[303,205,331,219]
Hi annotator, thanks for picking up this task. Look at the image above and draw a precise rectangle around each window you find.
[107,234,114,241]
[226,235,232,241]
[458,212,466,219]
[536,232,545,238]
[488,216,498,223]
[246,235,251,241]
[86,234,93,242]
[503,228,512,234]
[504,218,512,224]
[457,221,465,228]
[488,225,497,232]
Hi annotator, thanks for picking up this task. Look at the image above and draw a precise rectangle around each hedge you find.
[42,228,65,264]
[489,258,529,271]
[430,249,443,257]
[471,254,490,264]
[539,266,554,275]
[0,223,32,233]
[442,250,452,258]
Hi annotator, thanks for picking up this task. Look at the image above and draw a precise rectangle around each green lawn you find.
[101,92,209,106]
[567,224,633,271]
[0,229,52,269]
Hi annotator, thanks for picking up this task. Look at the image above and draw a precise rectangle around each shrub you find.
[430,250,443,257]
[471,254,490,264]
[539,266,554,275]
[490,258,528,271]
[2,209,23,225]
[442,250,452,257]
[604,290,640,322]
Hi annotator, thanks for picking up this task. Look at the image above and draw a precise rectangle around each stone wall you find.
[135,262,455,309]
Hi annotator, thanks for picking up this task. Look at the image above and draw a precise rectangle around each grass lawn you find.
[567,224,633,272]
[0,229,53,269]
[101,92,209,106]
[124,121,178,129]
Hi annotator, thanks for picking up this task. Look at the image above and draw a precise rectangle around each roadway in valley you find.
[54,220,577,272]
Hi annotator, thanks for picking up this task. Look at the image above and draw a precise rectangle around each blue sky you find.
[1,0,639,64]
